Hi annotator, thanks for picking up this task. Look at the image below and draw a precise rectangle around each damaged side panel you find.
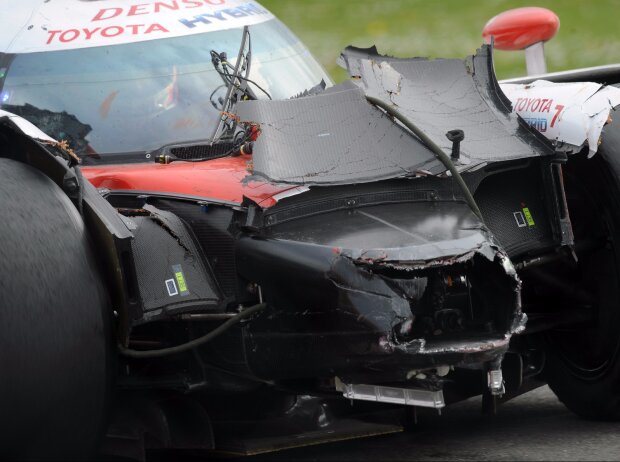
[237,45,555,188]
[500,80,620,156]
[338,44,555,168]
[235,200,523,383]
[236,86,440,185]
[122,204,223,324]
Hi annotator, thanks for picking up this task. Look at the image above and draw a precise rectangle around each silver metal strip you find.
[340,383,445,409]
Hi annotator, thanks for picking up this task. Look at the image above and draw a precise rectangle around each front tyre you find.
[542,151,620,420]
[0,158,112,458]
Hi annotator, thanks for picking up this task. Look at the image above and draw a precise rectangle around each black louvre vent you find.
[169,142,237,160]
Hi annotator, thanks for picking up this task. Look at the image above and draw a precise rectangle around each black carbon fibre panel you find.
[152,200,238,298]
[475,163,555,256]
[339,44,555,165]
[130,207,221,322]
[236,86,441,184]
[262,176,462,227]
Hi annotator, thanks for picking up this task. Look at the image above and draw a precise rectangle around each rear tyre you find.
[542,152,620,420]
[0,158,112,458]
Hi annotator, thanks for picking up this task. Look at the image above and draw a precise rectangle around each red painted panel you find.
[81,155,293,208]
[482,7,560,51]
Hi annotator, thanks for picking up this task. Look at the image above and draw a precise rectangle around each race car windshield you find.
[0,19,331,163]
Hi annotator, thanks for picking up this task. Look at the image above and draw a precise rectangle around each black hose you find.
[118,303,267,359]
[365,95,484,223]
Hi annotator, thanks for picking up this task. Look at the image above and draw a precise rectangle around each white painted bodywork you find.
[0,0,273,54]
[501,80,620,156]
[0,109,55,141]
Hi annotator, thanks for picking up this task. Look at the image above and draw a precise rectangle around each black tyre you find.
[0,158,112,458]
[541,150,620,420]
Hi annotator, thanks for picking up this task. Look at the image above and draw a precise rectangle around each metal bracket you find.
[487,368,505,396]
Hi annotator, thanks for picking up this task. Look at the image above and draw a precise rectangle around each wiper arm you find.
[209,26,252,144]
[209,27,272,136]
[151,27,261,165]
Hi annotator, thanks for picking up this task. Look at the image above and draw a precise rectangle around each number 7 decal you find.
[550,104,565,128]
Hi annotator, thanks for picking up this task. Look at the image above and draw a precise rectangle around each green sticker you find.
[175,272,187,292]
[522,207,535,227]
[172,264,189,296]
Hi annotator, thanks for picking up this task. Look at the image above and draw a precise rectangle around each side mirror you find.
[482,7,560,76]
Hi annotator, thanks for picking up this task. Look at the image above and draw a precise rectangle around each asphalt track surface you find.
[237,386,620,462]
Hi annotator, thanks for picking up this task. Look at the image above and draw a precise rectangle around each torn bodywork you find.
[216,45,556,388]
[237,198,525,383]
[500,80,620,156]
[93,46,562,397]
[10,1,620,456]
[335,44,554,170]
[3,40,601,458]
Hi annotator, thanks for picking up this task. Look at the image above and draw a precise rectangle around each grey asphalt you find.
[249,386,620,461]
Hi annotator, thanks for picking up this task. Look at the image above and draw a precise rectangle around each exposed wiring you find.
[118,303,267,359]
[233,74,272,100]
[365,95,485,223]
[218,59,271,100]
[210,49,255,102]
[209,84,226,109]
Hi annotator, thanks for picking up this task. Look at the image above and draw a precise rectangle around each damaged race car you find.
[2,1,620,459]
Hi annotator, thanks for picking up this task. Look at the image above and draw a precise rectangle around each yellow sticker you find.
[175,271,188,293]
[522,207,535,227]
